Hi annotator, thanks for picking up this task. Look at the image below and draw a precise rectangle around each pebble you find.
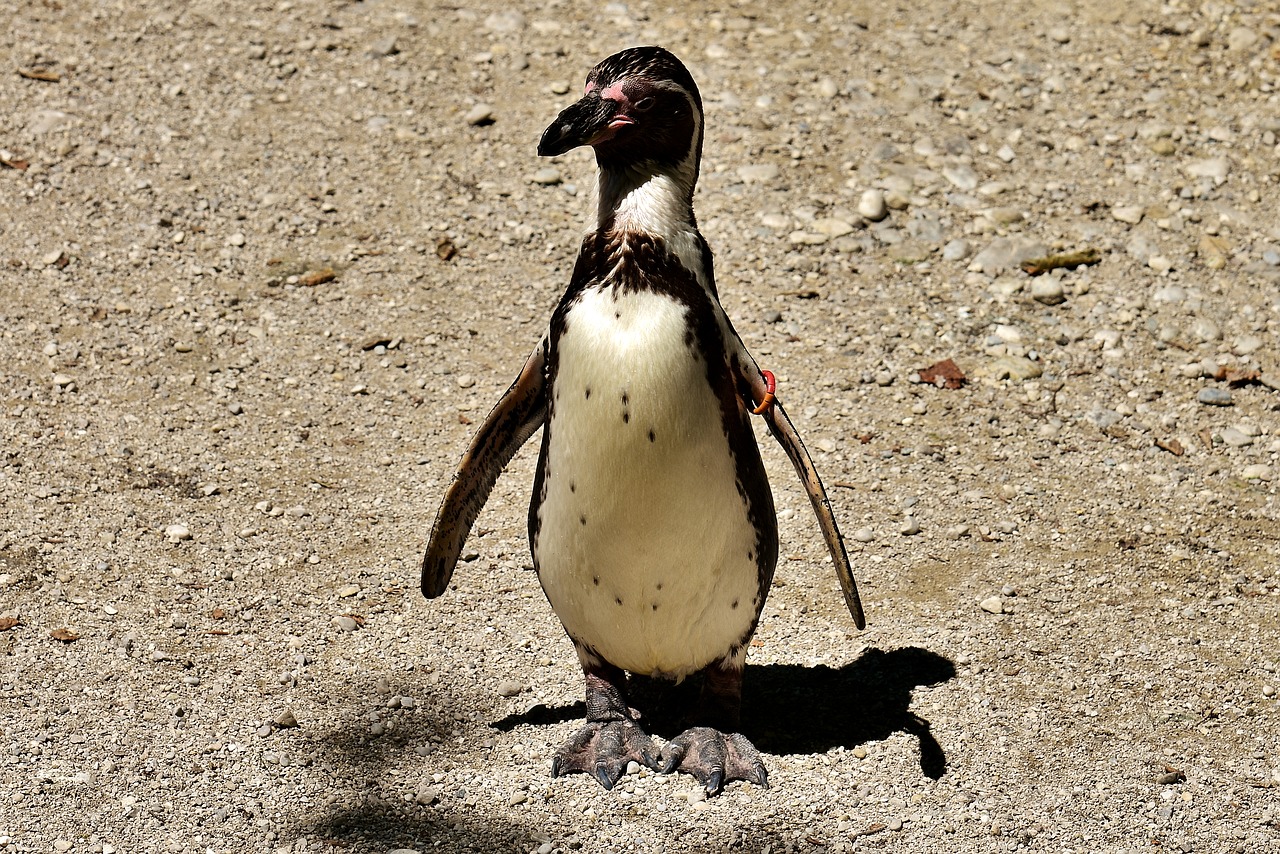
[456,374,476,389]
[1111,205,1144,225]
[979,596,1004,615]
[54,840,72,852]
[1030,278,1065,305]
[274,710,299,728]
[1190,317,1220,342]
[942,165,978,191]
[1263,685,1276,698]
[1241,464,1272,481]
[1185,158,1229,180]
[969,237,1048,275]
[164,524,192,542]
[942,239,971,261]
[858,189,888,222]
[737,164,779,184]
[812,217,855,237]
[464,104,495,126]
[1219,428,1252,447]
[52,373,75,388]
[531,168,562,185]
[497,679,526,697]
[227,232,246,247]
[367,36,399,57]
[415,787,440,805]
[853,527,875,543]
[899,517,921,536]
[333,616,359,631]
[508,791,528,805]
[1196,388,1233,407]
[1226,26,1258,52]
[989,356,1043,381]
[337,584,360,598]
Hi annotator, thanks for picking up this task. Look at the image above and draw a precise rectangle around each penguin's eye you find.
[634,96,656,112]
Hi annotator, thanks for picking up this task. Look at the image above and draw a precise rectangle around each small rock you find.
[1190,317,1221,342]
[497,679,526,697]
[853,528,875,543]
[1225,27,1258,53]
[54,840,72,852]
[899,518,921,536]
[1030,278,1065,305]
[333,616,359,631]
[531,168,562,185]
[507,792,528,806]
[464,104,495,126]
[52,373,75,388]
[1241,464,1272,481]
[737,164,779,184]
[456,374,476,389]
[165,524,192,542]
[1196,388,1233,407]
[1185,158,1229,180]
[942,239,971,261]
[858,189,888,222]
[813,217,855,238]
[1219,428,1252,447]
[367,36,399,57]
[1111,205,1144,225]
[942,164,979,191]
[274,710,299,728]
[979,596,1004,615]
[337,584,360,598]
[989,356,1043,381]
[415,787,441,806]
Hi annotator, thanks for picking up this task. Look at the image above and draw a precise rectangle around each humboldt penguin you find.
[423,46,864,796]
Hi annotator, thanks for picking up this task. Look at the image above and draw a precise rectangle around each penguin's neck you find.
[596,161,697,235]
[595,161,710,291]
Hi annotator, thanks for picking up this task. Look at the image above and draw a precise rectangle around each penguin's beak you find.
[538,94,632,156]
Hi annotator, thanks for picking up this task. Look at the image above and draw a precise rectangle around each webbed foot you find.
[551,718,658,790]
[660,726,768,796]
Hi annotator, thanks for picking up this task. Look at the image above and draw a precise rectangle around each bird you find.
[422,45,864,796]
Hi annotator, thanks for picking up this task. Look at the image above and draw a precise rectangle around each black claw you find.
[705,768,725,796]
[594,764,619,790]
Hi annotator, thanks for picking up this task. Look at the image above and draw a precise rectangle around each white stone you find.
[1111,205,1144,225]
[858,189,888,221]
[165,524,192,542]
[737,164,779,184]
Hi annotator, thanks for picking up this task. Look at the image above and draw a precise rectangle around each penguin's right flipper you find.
[421,338,548,598]
[759,397,865,628]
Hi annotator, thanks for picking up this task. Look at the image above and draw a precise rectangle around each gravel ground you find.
[3,0,1280,852]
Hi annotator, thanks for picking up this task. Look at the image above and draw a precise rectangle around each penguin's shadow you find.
[492,645,955,779]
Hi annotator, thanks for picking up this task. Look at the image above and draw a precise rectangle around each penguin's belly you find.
[535,288,763,679]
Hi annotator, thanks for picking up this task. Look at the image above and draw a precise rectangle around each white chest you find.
[534,287,763,678]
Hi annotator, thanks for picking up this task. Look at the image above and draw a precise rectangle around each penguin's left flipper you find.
[660,727,768,796]
[421,338,548,598]
[744,368,866,629]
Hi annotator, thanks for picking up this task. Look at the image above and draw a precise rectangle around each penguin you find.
[422,46,864,796]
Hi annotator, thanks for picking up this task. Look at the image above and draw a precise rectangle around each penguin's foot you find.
[659,726,768,796]
[551,719,658,790]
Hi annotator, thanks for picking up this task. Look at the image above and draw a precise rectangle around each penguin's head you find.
[538,46,703,173]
